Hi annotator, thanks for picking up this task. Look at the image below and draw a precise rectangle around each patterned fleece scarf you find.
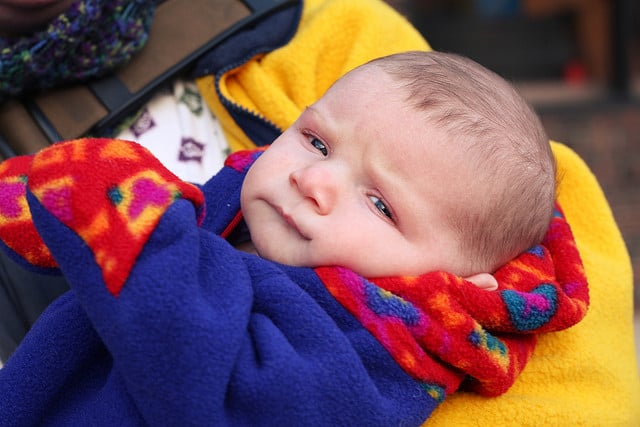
[316,206,589,399]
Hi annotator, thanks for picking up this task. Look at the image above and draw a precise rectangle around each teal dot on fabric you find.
[421,383,446,403]
[501,284,557,331]
[108,186,123,205]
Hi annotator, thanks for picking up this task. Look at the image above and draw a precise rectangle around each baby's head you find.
[240,50,555,285]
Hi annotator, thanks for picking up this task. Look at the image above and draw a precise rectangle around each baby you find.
[0,51,586,426]
[241,50,555,289]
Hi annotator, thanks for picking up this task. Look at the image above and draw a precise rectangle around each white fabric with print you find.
[116,79,230,184]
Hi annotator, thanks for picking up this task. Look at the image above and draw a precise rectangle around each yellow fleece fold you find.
[198,0,640,424]
[197,0,429,152]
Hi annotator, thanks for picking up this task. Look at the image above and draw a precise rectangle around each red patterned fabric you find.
[0,138,204,296]
[316,206,589,397]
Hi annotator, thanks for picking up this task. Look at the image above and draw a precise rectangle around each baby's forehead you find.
[327,64,401,99]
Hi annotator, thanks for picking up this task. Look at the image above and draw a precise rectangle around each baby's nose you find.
[289,165,337,215]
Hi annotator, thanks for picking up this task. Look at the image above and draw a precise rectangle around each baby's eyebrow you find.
[304,104,320,118]
[300,104,340,145]
[295,105,317,127]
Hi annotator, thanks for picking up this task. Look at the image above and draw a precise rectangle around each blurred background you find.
[385,0,640,311]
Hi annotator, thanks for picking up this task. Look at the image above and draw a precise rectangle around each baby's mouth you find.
[277,207,311,240]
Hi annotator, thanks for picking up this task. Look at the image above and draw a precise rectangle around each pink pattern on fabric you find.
[522,293,551,315]
[224,149,266,173]
[41,187,73,222]
[0,181,26,218]
[129,178,173,219]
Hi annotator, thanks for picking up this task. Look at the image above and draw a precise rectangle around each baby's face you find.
[241,66,471,277]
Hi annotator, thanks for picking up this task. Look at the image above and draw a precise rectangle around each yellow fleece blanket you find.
[198,0,640,424]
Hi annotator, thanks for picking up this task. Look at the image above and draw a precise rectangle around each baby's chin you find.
[247,227,314,266]
[250,239,304,267]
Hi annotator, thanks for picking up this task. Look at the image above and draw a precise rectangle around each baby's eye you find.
[369,195,393,220]
[309,136,328,156]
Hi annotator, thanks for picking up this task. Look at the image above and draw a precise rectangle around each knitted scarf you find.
[0,0,157,103]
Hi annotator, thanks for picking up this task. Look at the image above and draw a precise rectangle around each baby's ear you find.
[464,273,498,291]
